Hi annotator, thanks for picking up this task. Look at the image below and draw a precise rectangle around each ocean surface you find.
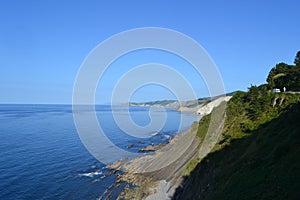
[0,104,199,200]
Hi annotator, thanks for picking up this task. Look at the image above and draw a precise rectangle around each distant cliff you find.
[128,92,236,114]
[128,100,179,108]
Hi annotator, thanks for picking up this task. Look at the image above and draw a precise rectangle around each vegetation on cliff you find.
[174,52,300,199]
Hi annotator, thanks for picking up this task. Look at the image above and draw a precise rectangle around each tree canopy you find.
[267,51,300,91]
[295,51,300,66]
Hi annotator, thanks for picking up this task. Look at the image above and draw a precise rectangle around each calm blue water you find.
[0,104,199,200]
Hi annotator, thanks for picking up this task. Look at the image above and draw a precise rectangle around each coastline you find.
[115,122,200,199]
[105,96,232,199]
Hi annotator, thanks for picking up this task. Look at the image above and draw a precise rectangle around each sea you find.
[0,104,199,200]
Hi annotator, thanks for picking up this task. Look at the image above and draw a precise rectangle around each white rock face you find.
[196,96,232,116]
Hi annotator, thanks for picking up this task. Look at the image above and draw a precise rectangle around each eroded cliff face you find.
[177,96,232,114]
[196,96,232,116]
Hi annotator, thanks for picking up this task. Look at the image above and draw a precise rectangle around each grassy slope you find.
[173,90,300,199]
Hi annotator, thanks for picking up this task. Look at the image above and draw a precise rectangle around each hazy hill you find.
[128,92,237,113]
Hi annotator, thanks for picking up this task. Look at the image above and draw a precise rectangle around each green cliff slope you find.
[173,88,300,199]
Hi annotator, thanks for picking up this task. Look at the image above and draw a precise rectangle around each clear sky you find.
[1,0,299,104]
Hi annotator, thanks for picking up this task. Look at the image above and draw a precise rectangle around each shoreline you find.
[105,96,231,199]
[105,122,200,199]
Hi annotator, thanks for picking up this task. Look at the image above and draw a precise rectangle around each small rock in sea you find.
[138,141,145,144]
[115,183,121,188]
[138,145,155,152]
[116,174,122,178]
[108,183,115,189]
[107,158,128,170]
[91,165,97,169]
[127,144,134,149]
[116,179,122,184]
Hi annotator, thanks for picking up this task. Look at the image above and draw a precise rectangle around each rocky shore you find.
[103,96,231,199]
[111,123,200,200]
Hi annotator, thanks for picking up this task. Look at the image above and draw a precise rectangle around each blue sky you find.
[1,0,299,104]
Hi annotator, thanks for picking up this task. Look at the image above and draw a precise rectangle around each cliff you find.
[129,93,235,114]
[173,88,300,199]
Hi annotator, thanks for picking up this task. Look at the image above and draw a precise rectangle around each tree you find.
[244,85,270,120]
[295,51,300,66]
[273,65,299,91]
[266,56,300,91]
[266,63,289,90]
[266,67,276,89]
